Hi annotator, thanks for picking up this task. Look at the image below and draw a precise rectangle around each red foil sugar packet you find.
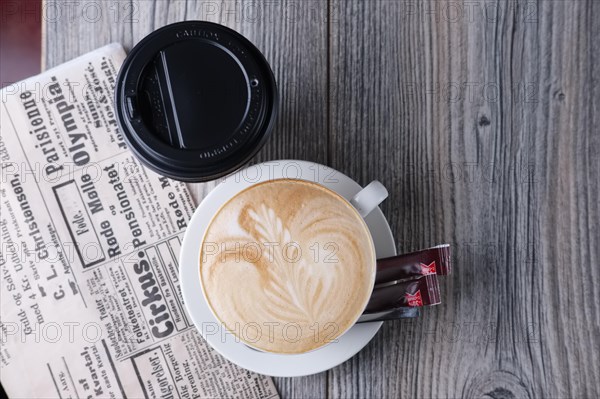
[364,274,441,313]
[375,244,451,285]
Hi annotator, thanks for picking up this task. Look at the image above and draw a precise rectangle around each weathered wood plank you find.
[328,0,599,398]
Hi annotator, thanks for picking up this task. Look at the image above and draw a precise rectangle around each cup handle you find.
[350,181,388,218]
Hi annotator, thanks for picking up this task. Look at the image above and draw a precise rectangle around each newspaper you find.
[0,43,279,399]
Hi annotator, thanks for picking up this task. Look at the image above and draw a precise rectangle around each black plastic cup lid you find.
[115,21,278,182]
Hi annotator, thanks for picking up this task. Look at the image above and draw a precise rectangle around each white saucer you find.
[180,160,396,377]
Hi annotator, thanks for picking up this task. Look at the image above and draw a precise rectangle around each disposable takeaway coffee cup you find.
[114,21,278,182]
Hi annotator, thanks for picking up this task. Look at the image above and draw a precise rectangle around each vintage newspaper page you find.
[0,43,278,399]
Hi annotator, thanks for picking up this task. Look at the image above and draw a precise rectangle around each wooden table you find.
[43,1,599,397]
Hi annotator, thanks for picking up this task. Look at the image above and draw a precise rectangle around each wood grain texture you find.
[43,0,599,397]
[328,0,599,398]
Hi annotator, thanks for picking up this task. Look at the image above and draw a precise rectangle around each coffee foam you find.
[199,179,375,354]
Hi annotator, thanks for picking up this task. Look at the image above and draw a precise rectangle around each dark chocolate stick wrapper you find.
[364,274,441,313]
[357,307,419,323]
[375,244,451,285]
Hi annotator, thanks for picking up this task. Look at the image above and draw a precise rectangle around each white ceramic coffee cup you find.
[197,167,389,354]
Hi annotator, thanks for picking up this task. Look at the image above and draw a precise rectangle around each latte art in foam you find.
[199,179,376,354]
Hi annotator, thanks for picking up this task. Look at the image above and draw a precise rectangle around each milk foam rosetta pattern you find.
[200,180,375,353]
